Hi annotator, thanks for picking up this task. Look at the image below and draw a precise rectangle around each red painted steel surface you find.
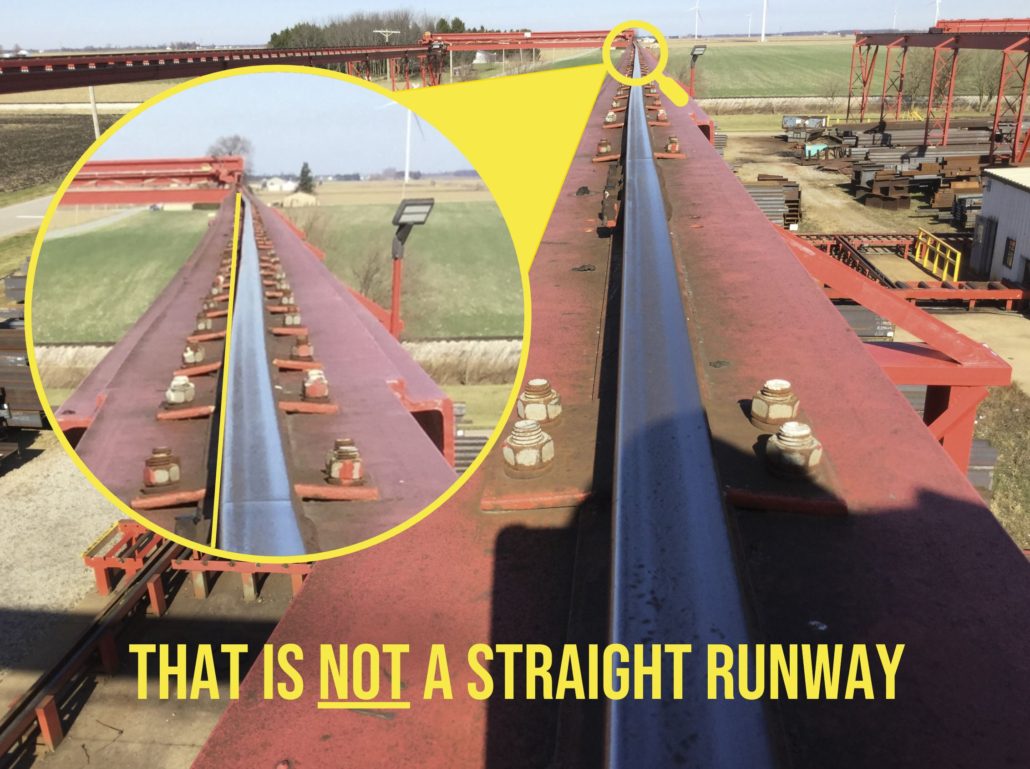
[935,18,1030,33]
[192,58,628,769]
[61,188,233,205]
[0,45,436,94]
[252,198,456,549]
[425,29,629,51]
[654,49,1030,764]
[61,156,243,206]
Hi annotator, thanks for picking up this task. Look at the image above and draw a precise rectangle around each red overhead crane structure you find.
[60,156,245,205]
[846,18,1030,163]
[0,30,629,96]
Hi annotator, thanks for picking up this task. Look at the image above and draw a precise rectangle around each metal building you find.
[973,167,1030,283]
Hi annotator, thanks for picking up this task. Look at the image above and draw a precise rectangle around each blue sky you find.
[7,1,1029,49]
[92,73,470,176]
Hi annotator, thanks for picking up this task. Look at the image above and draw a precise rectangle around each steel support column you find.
[924,37,959,146]
[989,37,1030,162]
[880,39,909,121]
[847,38,879,122]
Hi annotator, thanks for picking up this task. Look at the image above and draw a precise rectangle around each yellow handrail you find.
[913,229,962,282]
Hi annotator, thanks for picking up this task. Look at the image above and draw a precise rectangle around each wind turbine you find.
[931,0,941,25]
[761,0,768,43]
[691,1,702,40]
[376,90,426,198]
[747,13,753,39]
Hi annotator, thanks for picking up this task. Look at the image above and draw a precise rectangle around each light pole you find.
[389,198,435,338]
[689,45,706,98]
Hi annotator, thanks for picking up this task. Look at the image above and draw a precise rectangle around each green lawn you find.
[0,231,35,280]
[0,182,58,208]
[975,385,1030,549]
[32,210,211,343]
[285,201,522,339]
[442,383,515,429]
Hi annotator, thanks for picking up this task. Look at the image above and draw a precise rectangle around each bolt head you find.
[750,378,800,430]
[501,419,555,477]
[516,378,563,424]
[765,421,822,478]
[165,375,195,405]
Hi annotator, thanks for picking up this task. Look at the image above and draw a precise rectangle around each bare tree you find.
[350,247,391,303]
[207,134,253,172]
[967,50,999,112]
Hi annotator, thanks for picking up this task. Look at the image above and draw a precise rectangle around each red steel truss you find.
[846,19,1030,161]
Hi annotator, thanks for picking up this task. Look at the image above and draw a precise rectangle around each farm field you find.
[31,210,212,343]
[0,113,118,193]
[268,183,522,340]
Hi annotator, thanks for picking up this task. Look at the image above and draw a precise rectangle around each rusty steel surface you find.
[56,199,235,537]
[192,52,631,769]
[53,187,458,554]
[254,199,456,551]
[651,46,1030,765]
[608,51,775,768]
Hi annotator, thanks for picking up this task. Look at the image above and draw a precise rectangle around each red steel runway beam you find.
[424,29,629,51]
[54,187,454,554]
[650,43,1030,764]
[191,43,1030,767]
[194,45,639,769]
[0,44,442,95]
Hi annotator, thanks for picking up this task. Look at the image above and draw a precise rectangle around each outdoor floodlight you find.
[392,198,435,228]
[389,197,436,338]
[691,45,707,57]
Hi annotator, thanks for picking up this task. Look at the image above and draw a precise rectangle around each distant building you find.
[262,177,298,193]
[972,167,1030,285]
[281,191,318,208]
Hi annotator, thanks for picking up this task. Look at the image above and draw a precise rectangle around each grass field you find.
[277,187,521,340]
[441,383,514,428]
[0,232,34,280]
[32,210,211,343]
[976,385,1030,549]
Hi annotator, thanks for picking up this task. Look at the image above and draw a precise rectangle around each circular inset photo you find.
[27,69,526,560]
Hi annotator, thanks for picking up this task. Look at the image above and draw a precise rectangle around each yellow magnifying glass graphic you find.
[602,20,690,108]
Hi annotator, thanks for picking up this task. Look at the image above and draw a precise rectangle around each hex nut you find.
[750,378,800,430]
[182,342,205,365]
[765,421,823,479]
[516,378,563,424]
[303,369,330,400]
[144,447,181,487]
[502,419,555,477]
[164,375,196,406]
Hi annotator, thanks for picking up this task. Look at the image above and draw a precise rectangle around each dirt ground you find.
[0,114,118,193]
[723,133,960,234]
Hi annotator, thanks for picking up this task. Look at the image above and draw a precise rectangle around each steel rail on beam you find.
[217,203,305,556]
[607,49,776,769]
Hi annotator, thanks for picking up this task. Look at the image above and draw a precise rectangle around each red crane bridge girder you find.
[60,156,244,206]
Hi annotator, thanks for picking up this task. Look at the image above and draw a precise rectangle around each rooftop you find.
[985,166,1030,194]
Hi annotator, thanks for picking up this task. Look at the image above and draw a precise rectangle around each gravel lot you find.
[0,432,116,684]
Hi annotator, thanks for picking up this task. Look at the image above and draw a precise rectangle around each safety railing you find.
[914,228,962,281]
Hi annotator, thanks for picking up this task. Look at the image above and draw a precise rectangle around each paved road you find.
[0,195,52,238]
